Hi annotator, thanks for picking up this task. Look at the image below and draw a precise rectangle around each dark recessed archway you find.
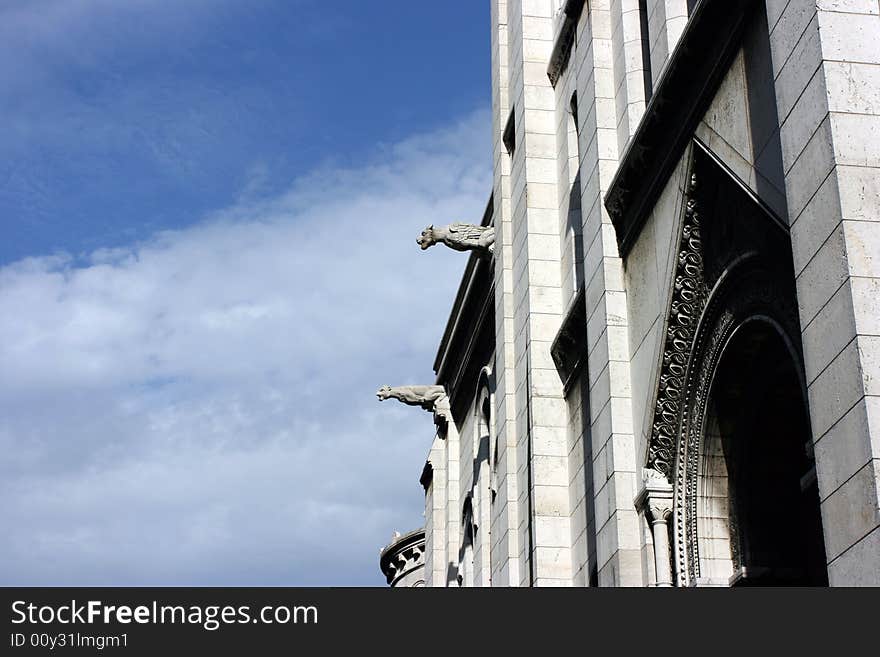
[700,318,828,586]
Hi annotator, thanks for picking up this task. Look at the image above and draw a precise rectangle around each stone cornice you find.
[604,0,759,257]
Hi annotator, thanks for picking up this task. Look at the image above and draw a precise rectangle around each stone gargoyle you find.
[416,223,495,258]
[376,385,446,412]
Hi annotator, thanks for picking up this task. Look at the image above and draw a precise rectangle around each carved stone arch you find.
[643,139,823,586]
[673,258,803,585]
[476,366,495,401]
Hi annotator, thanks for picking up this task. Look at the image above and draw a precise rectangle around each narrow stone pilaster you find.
[766,0,880,585]
[507,0,574,586]
[574,0,643,587]
[491,0,523,588]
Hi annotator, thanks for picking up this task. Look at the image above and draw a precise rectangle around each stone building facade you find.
[379,0,880,587]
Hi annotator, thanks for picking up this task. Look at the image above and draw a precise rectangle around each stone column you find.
[635,468,674,587]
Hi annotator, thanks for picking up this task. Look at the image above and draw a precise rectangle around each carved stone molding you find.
[646,169,706,481]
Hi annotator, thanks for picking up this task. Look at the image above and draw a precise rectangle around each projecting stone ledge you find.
[379,528,426,587]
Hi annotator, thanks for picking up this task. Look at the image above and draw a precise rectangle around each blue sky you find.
[0,0,490,263]
[0,0,491,585]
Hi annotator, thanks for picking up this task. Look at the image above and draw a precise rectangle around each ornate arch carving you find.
[646,164,706,480]
[644,140,802,586]
[675,263,801,585]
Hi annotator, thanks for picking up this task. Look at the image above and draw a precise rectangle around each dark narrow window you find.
[638,0,653,102]
[502,108,516,156]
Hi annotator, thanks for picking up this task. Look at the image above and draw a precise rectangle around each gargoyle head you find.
[376,385,393,401]
[416,225,437,250]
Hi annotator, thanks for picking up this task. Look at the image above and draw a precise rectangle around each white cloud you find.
[0,108,491,585]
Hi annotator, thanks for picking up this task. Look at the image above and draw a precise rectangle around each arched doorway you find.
[641,140,831,587]
[698,318,828,586]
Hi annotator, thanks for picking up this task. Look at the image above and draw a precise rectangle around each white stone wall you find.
[765,0,880,585]
[422,391,495,588]
[425,0,880,587]
[573,1,643,587]
[619,1,880,585]
[424,435,447,587]
[551,9,592,588]
[490,0,524,587]
[623,11,803,585]
[507,0,574,587]
[623,146,689,491]
[421,413,461,588]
